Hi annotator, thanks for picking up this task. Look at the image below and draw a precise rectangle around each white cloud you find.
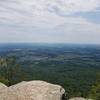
[0,0,100,43]
[0,0,100,18]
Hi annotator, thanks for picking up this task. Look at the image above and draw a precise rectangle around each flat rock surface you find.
[0,81,65,100]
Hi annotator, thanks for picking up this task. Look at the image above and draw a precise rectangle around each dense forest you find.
[0,44,100,99]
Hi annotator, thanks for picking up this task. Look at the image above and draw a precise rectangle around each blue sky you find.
[0,0,100,44]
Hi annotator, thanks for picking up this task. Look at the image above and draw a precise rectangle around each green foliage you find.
[0,76,9,85]
[0,45,100,99]
[0,56,22,85]
[88,82,100,100]
[88,72,100,100]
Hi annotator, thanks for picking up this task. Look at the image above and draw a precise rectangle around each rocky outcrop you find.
[0,80,65,100]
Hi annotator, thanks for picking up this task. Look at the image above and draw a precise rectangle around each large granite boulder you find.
[0,80,65,100]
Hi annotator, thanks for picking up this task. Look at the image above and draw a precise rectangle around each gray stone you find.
[0,80,65,100]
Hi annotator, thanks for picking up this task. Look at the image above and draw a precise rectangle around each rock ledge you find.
[0,81,65,100]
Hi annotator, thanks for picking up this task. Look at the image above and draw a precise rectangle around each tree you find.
[88,72,100,100]
[0,56,21,86]
[0,75,9,85]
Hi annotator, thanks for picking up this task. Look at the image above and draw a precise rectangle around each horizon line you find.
[0,42,100,45]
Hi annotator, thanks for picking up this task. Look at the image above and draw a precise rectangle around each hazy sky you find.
[0,0,100,44]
